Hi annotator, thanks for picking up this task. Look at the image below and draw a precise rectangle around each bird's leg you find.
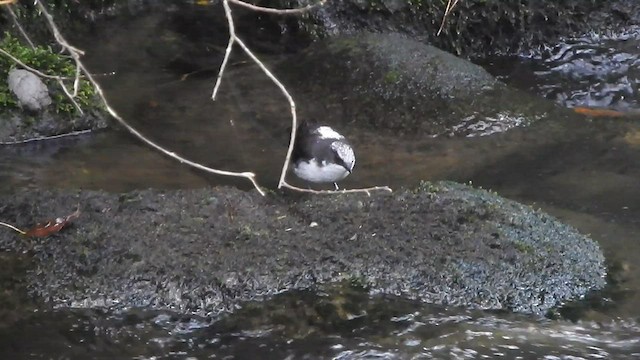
[334,182,339,190]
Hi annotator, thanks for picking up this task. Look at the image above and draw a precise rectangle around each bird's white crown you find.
[315,126,345,140]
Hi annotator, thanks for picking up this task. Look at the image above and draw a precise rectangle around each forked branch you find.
[437,0,460,36]
[215,0,392,195]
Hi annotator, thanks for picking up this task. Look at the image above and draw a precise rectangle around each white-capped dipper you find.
[291,121,356,190]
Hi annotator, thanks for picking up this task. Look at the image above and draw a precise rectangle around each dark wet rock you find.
[0,108,108,144]
[8,69,52,112]
[0,182,606,317]
[275,0,640,57]
[0,253,36,328]
[278,32,559,136]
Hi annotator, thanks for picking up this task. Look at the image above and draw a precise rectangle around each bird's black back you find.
[291,122,348,166]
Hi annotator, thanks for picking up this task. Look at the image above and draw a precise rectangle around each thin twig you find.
[219,0,392,194]
[0,129,92,145]
[34,0,266,196]
[437,0,460,36]
[281,183,392,196]
[0,222,26,235]
[211,0,236,100]
[4,4,35,49]
[228,0,326,15]
[0,48,75,80]
[56,78,84,114]
[218,0,298,190]
[238,39,297,190]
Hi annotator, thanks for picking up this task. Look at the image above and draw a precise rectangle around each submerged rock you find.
[278,32,559,137]
[0,182,606,317]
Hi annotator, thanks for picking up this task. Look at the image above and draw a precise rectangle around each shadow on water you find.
[2,3,640,359]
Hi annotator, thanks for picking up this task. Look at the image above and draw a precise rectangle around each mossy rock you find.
[0,33,108,143]
[0,181,605,317]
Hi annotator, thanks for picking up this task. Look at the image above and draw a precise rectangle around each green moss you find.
[237,224,268,239]
[416,180,442,194]
[0,32,96,115]
[383,70,400,84]
[513,240,534,254]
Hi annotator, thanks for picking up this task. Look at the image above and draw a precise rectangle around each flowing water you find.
[2,4,640,359]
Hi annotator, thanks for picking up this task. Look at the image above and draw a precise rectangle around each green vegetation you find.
[416,180,442,194]
[383,70,400,84]
[512,240,534,254]
[0,32,96,115]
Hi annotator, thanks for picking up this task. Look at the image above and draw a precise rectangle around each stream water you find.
[2,4,640,359]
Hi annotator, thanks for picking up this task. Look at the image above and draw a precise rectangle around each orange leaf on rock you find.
[573,107,627,118]
[24,207,81,238]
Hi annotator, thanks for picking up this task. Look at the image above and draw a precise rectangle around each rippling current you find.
[2,291,640,359]
[486,26,640,111]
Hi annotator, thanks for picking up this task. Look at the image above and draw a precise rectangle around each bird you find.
[290,121,356,190]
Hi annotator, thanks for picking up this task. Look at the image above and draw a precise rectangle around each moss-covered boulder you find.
[0,182,605,317]
[0,33,108,143]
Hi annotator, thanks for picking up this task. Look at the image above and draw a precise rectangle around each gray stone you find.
[7,68,52,112]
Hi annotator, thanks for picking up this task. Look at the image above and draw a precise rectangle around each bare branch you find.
[33,0,267,196]
[281,182,392,196]
[4,4,35,49]
[228,0,326,15]
[56,78,84,114]
[437,0,460,36]
[237,39,298,190]
[0,48,75,80]
[217,0,298,190]
[217,0,393,194]
[0,129,92,145]
[0,221,26,235]
[211,0,236,100]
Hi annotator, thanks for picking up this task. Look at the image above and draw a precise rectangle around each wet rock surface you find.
[279,32,560,136]
[0,108,108,144]
[279,0,640,57]
[0,182,606,317]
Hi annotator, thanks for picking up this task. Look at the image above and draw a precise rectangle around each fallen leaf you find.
[24,206,81,238]
[573,107,627,118]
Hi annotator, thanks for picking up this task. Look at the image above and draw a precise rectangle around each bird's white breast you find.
[293,159,350,183]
